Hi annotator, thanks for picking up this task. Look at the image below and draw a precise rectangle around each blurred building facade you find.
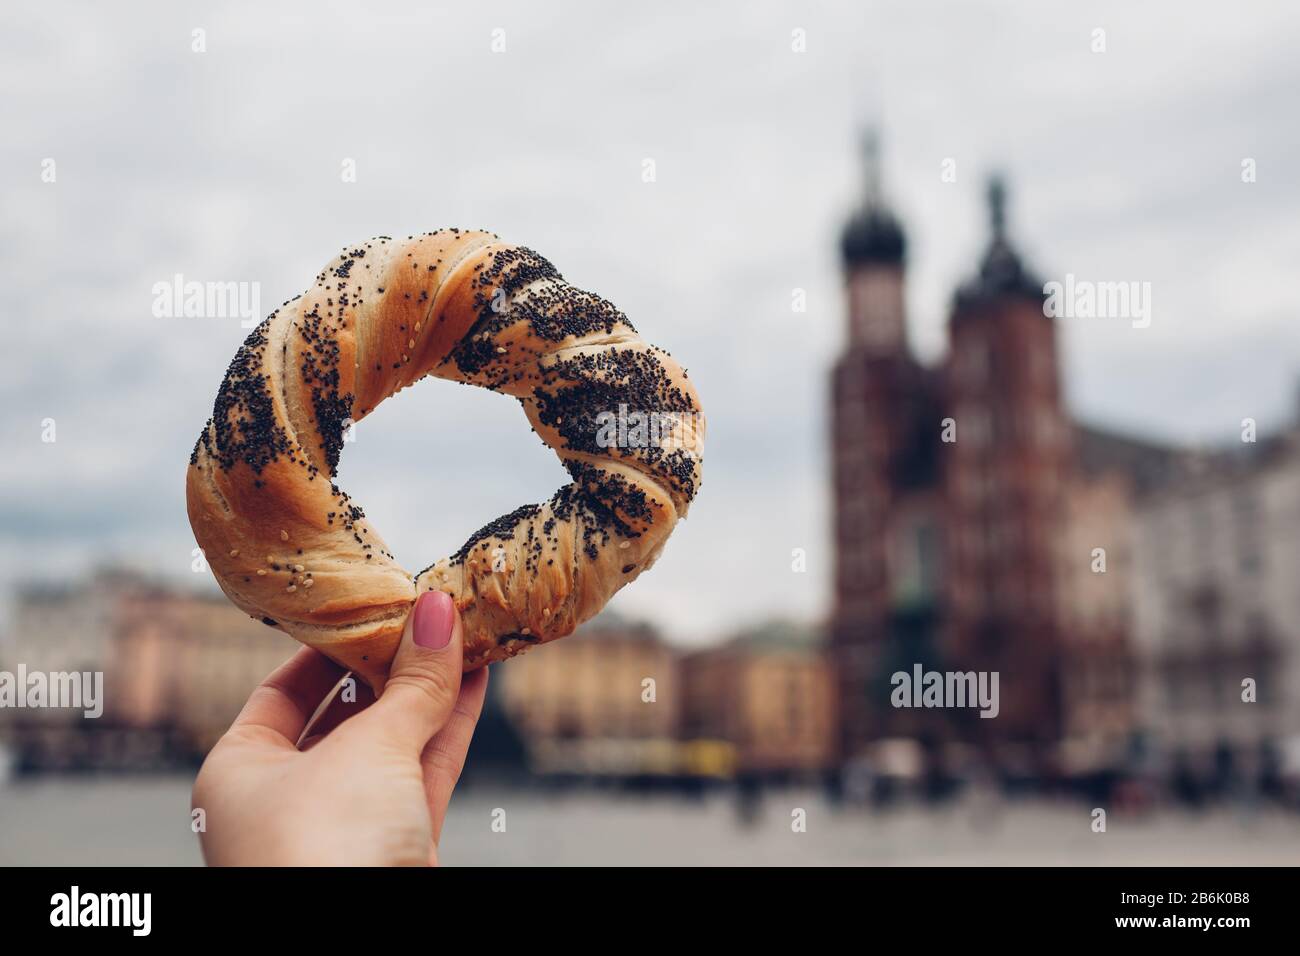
[0,570,296,769]
[1055,469,1137,773]
[2,572,838,781]
[498,615,836,780]
[498,615,680,776]
[682,621,836,776]
[1130,433,1300,791]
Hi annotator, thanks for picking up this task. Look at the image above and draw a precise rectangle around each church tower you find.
[941,176,1070,750]
[829,133,941,760]
[841,131,907,355]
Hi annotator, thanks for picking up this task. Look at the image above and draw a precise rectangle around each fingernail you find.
[413,591,454,649]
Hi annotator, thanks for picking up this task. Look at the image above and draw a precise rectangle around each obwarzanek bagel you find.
[186,230,704,690]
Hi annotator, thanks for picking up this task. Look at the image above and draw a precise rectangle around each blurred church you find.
[830,132,1071,772]
[828,132,1300,788]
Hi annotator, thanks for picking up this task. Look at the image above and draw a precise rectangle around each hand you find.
[192,591,487,866]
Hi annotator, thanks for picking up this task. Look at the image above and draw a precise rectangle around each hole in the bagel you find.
[330,375,559,576]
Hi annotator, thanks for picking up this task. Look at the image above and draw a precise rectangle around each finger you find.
[423,666,489,841]
[230,647,347,745]
[297,675,377,749]
[355,590,463,755]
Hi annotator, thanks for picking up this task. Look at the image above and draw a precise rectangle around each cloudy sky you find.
[2,1,1298,645]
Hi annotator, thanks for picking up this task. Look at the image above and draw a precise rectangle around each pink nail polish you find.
[413,591,454,649]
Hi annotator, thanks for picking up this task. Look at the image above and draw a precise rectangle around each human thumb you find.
[362,590,463,754]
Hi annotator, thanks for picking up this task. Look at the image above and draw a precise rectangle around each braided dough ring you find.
[186,230,704,690]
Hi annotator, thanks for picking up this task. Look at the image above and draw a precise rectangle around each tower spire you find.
[954,172,1044,305]
[840,128,905,268]
[987,174,1007,242]
[861,128,882,204]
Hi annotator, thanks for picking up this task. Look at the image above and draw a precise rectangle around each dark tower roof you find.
[956,175,1044,306]
[840,130,906,268]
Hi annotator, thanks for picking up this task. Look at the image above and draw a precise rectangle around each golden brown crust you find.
[187,231,704,690]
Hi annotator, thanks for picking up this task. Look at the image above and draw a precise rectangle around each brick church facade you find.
[829,139,1075,768]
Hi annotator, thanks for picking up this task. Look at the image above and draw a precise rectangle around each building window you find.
[1233,491,1261,575]
[890,516,942,605]
[962,405,992,447]
[964,342,989,387]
